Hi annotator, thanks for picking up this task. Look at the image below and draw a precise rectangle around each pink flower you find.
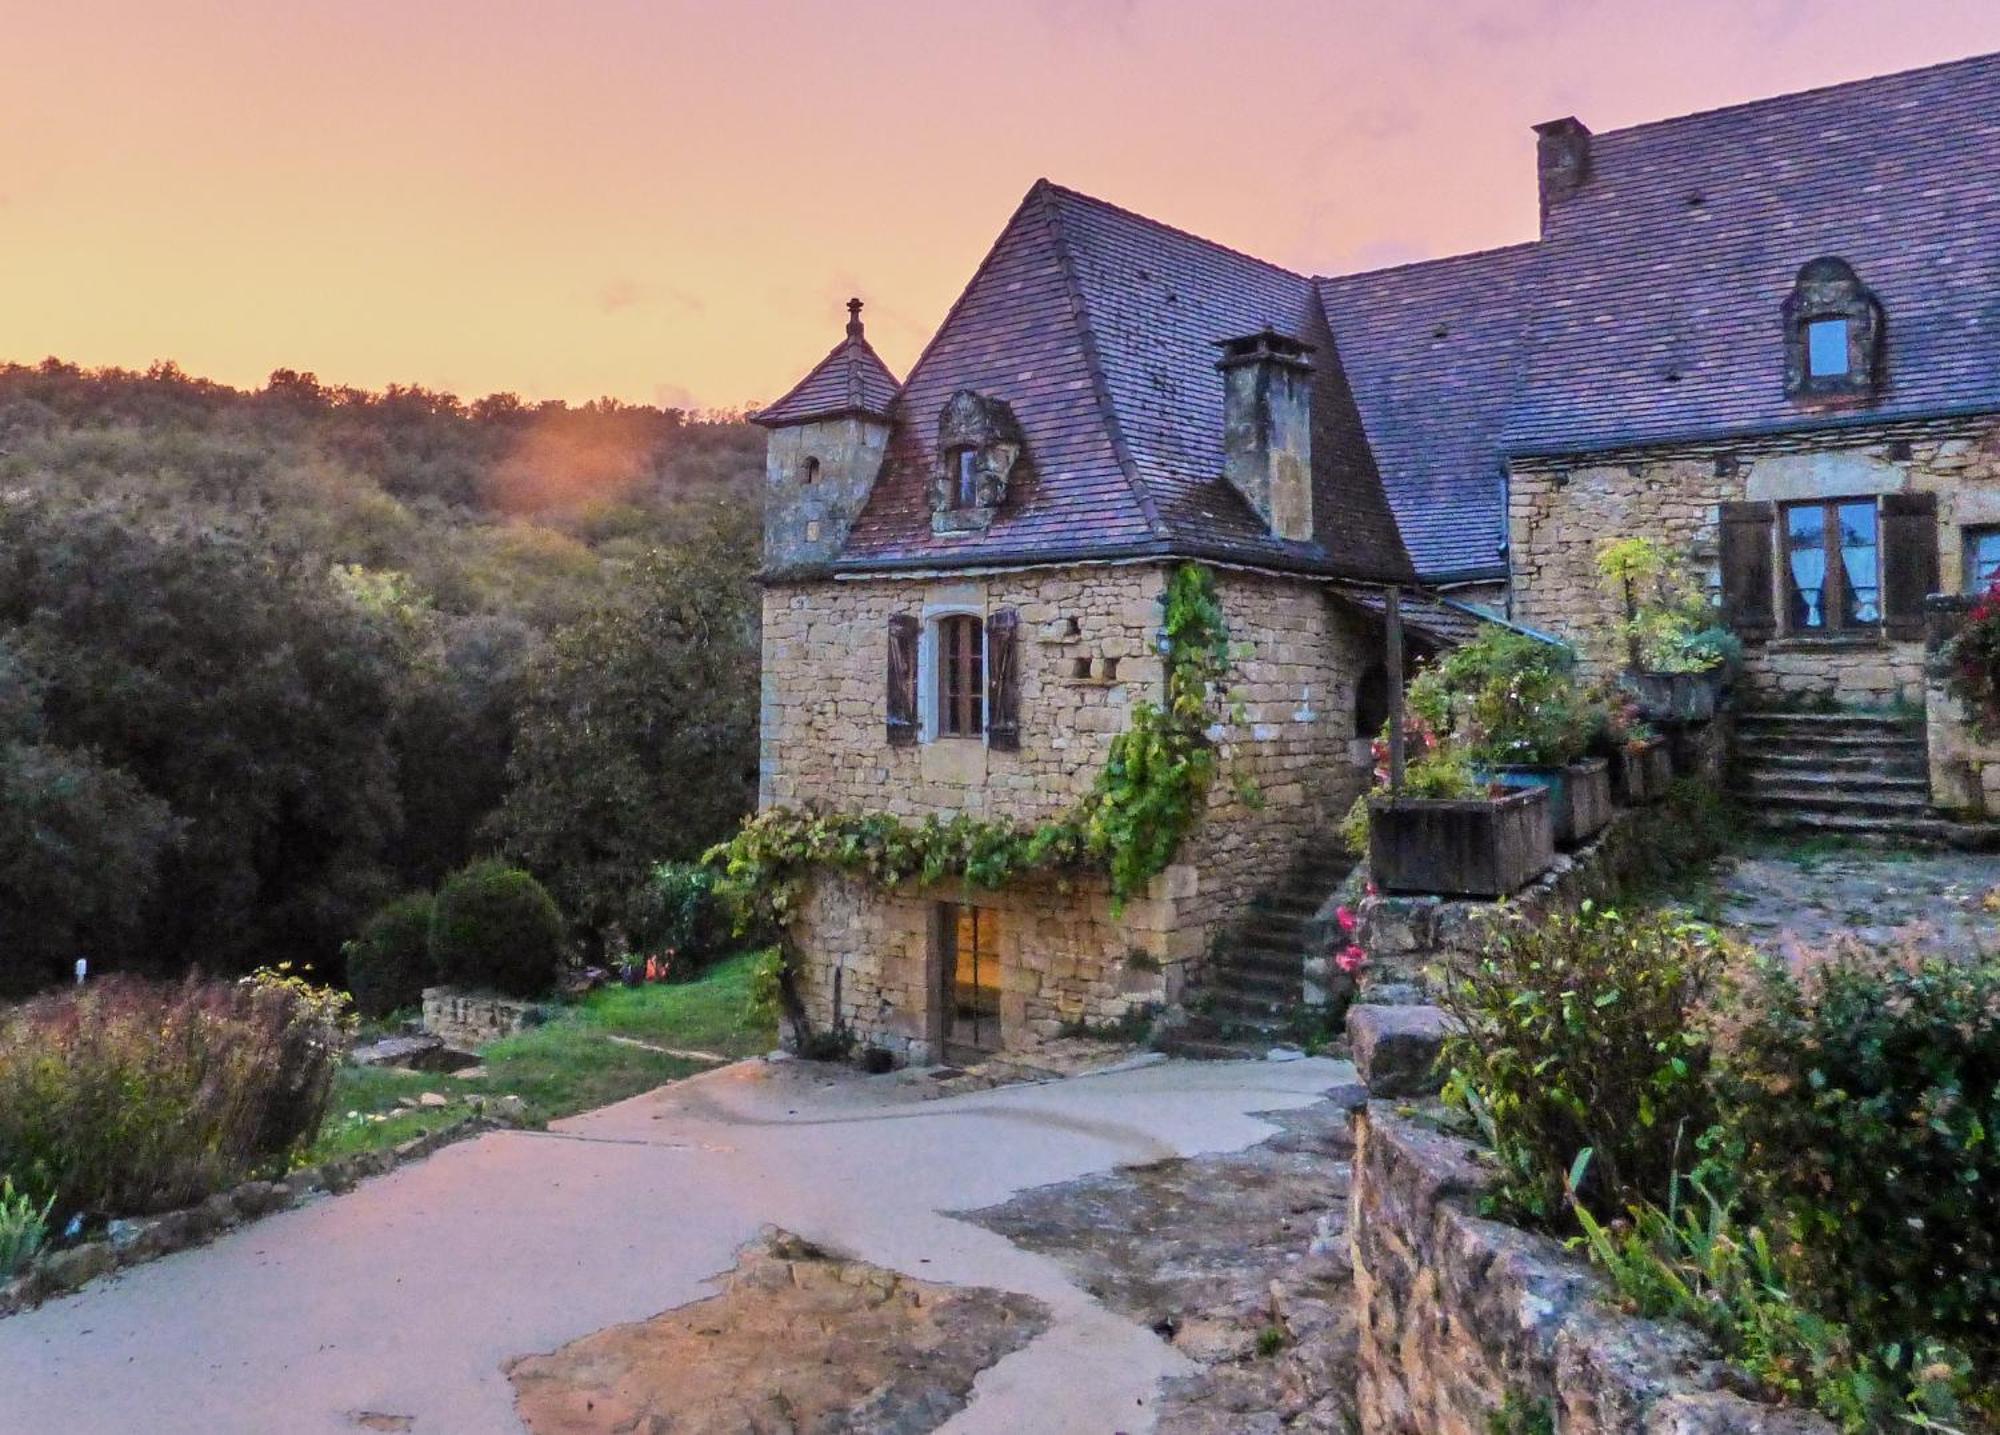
[1335,944,1369,975]
[1335,906,1358,935]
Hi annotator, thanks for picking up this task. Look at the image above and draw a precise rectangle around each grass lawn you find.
[307,951,774,1164]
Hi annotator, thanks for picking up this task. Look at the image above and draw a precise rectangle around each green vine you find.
[705,563,1236,956]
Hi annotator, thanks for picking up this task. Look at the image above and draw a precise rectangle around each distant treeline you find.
[0,359,763,995]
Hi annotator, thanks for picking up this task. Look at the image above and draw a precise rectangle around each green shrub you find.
[1718,945,2000,1394]
[343,892,436,1017]
[1570,1168,1973,1432]
[1438,904,1724,1225]
[0,1176,52,1278]
[430,860,566,998]
[0,970,352,1225]
[626,862,731,969]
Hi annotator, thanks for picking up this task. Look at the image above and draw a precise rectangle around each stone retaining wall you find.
[1350,1104,1835,1434]
[422,987,545,1050]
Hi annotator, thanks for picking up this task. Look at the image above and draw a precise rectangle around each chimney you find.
[1533,116,1593,227]
[1215,329,1314,542]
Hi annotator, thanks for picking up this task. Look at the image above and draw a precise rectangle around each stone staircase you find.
[1160,843,1354,1061]
[1736,710,1997,848]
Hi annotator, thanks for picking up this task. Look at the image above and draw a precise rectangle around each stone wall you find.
[422,987,543,1050]
[1508,417,2000,708]
[1926,595,2000,817]
[765,561,1375,1058]
[1350,1105,1835,1434]
[790,869,1177,1062]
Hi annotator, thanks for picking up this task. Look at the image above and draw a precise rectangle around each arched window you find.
[800,456,821,485]
[935,615,984,738]
[1782,257,1883,400]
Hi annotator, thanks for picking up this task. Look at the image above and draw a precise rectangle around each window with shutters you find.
[935,615,984,738]
[1719,493,1936,642]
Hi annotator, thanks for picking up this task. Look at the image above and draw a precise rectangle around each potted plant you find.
[1341,712,1557,898]
[1945,577,2000,738]
[1419,628,1613,848]
[1590,684,1671,805]
[1597,537,1741,724]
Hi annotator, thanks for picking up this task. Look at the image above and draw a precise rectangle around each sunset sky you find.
[7,1,2000,412]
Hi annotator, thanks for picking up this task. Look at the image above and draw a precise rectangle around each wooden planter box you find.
[1368,786,1556,898]
[1627,670,1724,724]
[1485,759,1614,848]
[1612,738,1673,805]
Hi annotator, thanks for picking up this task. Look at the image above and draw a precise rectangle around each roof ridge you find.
[1315,239,1539,286]
[1589,46,2000,144]
[1038,183,1170,540]
[1040,180,1311,284]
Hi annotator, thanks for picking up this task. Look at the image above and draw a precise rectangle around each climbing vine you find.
[705,563,1237,949]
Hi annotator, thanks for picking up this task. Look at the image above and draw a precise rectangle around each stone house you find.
[754,51,2000,1060]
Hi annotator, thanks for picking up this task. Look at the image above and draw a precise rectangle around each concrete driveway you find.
[0,1053,1354,1435]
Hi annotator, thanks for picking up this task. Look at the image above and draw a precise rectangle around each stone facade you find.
[763,561,1375,1060]
[762,414,891,573]
[1350,1105,1836,1434]
[1509,417,2000,708]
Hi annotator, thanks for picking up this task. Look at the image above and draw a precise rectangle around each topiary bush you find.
[1717,943,2000,1396]
[430,859,565,998]
[0,970,351,1226]
[343,892,437,1017]
[1439,904,1726,1226]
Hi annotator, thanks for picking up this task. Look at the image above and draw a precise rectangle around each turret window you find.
[801,456,821,484]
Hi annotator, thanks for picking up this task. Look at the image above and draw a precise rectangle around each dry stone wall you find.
[1350,1105,1836,1435]
[1508,418,2000,709]
[765,562,1374,1058]
[1927,595,2000,816]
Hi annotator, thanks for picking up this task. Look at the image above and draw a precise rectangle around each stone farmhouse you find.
[752,51,2000,1063]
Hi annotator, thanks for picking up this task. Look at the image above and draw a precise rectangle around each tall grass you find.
[0,970,352,1226]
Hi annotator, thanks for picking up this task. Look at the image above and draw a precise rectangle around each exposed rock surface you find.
[964,1086,1367,1433]
[507,1229,1048,1435]
[1346,1004,1454,1096]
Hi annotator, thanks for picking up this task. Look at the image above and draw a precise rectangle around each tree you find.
[492,502,759,946]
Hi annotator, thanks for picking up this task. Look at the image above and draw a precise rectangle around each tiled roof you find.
[753,310,900,426]
[1319,245,1535,580]
[836,182,1413,580]
[1504,50,2000,455]
[1327,582,1500,649]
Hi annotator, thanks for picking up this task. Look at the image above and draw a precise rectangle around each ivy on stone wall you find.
[705,563,1236,950]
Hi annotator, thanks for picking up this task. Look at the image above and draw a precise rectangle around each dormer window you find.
[931,390,1026,535]
[1783,257,1882,401]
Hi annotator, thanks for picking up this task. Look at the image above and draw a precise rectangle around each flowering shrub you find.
[1412,628,1596,768]
[1946,578,2000,737]
[0,969,353,1226]
[1336,712,1489,855]
[1331,905,1367,976]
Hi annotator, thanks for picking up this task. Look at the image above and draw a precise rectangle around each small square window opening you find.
[1806,319,1850,378]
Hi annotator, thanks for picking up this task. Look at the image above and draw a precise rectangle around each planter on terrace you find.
[1368,785,1556,898]
[1482,758,1613,848]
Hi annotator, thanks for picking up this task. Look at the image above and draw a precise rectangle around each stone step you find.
[1156,1033,1271,1062]
[1751,788,1932,818]
[1207,990,1298,1026]
[1207,966,1302,1003]
[1740,769,1930,796]
[1738,711,1924,737]
[1214,947,1308,982]
[1739,750,1927,777]
[1752,810,2000,850]
[1738,729,1925,751]
[1236,915,1311,948]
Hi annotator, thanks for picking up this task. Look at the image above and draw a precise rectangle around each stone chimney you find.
[1533,116,1593,227]
[1215,329,1315,542]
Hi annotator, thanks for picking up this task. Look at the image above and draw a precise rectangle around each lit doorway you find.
[938,902,1002,1059]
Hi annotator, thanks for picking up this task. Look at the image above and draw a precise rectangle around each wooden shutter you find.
[1718,501,1776,643]
[1881,490,1939,639]
[886,613,919,746]
[985,608,1020,751]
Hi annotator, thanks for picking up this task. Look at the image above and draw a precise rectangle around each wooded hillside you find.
[0,359,764,994]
